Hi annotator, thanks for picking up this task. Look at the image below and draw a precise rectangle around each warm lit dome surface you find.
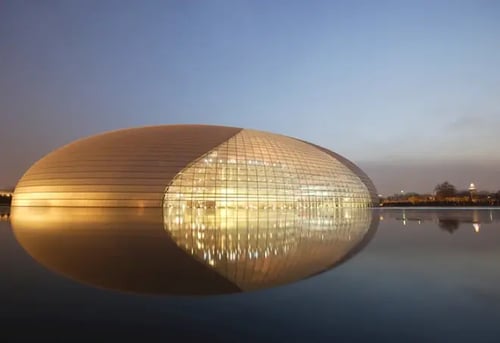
[13,125,377,208]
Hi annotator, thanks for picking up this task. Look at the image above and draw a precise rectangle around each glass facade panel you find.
[164,129,373,214]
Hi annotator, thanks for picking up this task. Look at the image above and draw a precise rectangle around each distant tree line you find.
[434,181,457,199]
[382,181,500,207]
[0,195,12,206]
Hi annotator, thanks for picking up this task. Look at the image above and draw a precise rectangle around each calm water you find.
[1,206,500,342]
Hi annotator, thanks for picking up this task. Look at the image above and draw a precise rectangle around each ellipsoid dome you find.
[13,125,377,208]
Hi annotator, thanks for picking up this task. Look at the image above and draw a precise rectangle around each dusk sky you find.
[1,0,499,195]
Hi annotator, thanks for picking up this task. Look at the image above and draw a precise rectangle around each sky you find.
[1,0,500,195]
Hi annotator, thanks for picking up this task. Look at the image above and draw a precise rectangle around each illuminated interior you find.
[162,129,376,290]
[164,129,372,212]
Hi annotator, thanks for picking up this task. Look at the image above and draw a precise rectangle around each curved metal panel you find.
[13,125,242,207]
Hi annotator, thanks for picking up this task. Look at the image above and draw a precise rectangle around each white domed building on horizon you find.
[12,125,378,209]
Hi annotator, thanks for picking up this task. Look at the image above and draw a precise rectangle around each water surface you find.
[1,207,499,342]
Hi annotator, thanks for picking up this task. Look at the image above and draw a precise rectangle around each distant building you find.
[468,182,477,202]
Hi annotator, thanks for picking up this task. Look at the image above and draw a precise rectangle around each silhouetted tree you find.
[0,195,12,206]
[434,181,456,199]
[438,219,460,233]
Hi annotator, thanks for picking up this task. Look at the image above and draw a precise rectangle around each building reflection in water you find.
[11,206,378,296]
[381,208,499,233]
[0,207,9,221]
[165,207,379,292]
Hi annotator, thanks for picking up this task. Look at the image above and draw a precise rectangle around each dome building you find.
[12,125,377,209]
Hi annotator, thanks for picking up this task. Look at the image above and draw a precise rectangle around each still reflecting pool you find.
[380,207,497,231]
[10,206,378,295]
[2,207,500,342]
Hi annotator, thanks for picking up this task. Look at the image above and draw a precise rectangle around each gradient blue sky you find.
[1,0,499,194]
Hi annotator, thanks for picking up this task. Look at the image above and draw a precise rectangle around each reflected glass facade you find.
[164,207,376,291]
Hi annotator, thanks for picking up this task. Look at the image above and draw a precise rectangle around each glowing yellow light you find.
[473,223,480,233]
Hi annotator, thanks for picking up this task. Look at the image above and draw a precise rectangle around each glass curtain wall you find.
[163,129,372,213]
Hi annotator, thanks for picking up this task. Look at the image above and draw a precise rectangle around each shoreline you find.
[380,203,500,208]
